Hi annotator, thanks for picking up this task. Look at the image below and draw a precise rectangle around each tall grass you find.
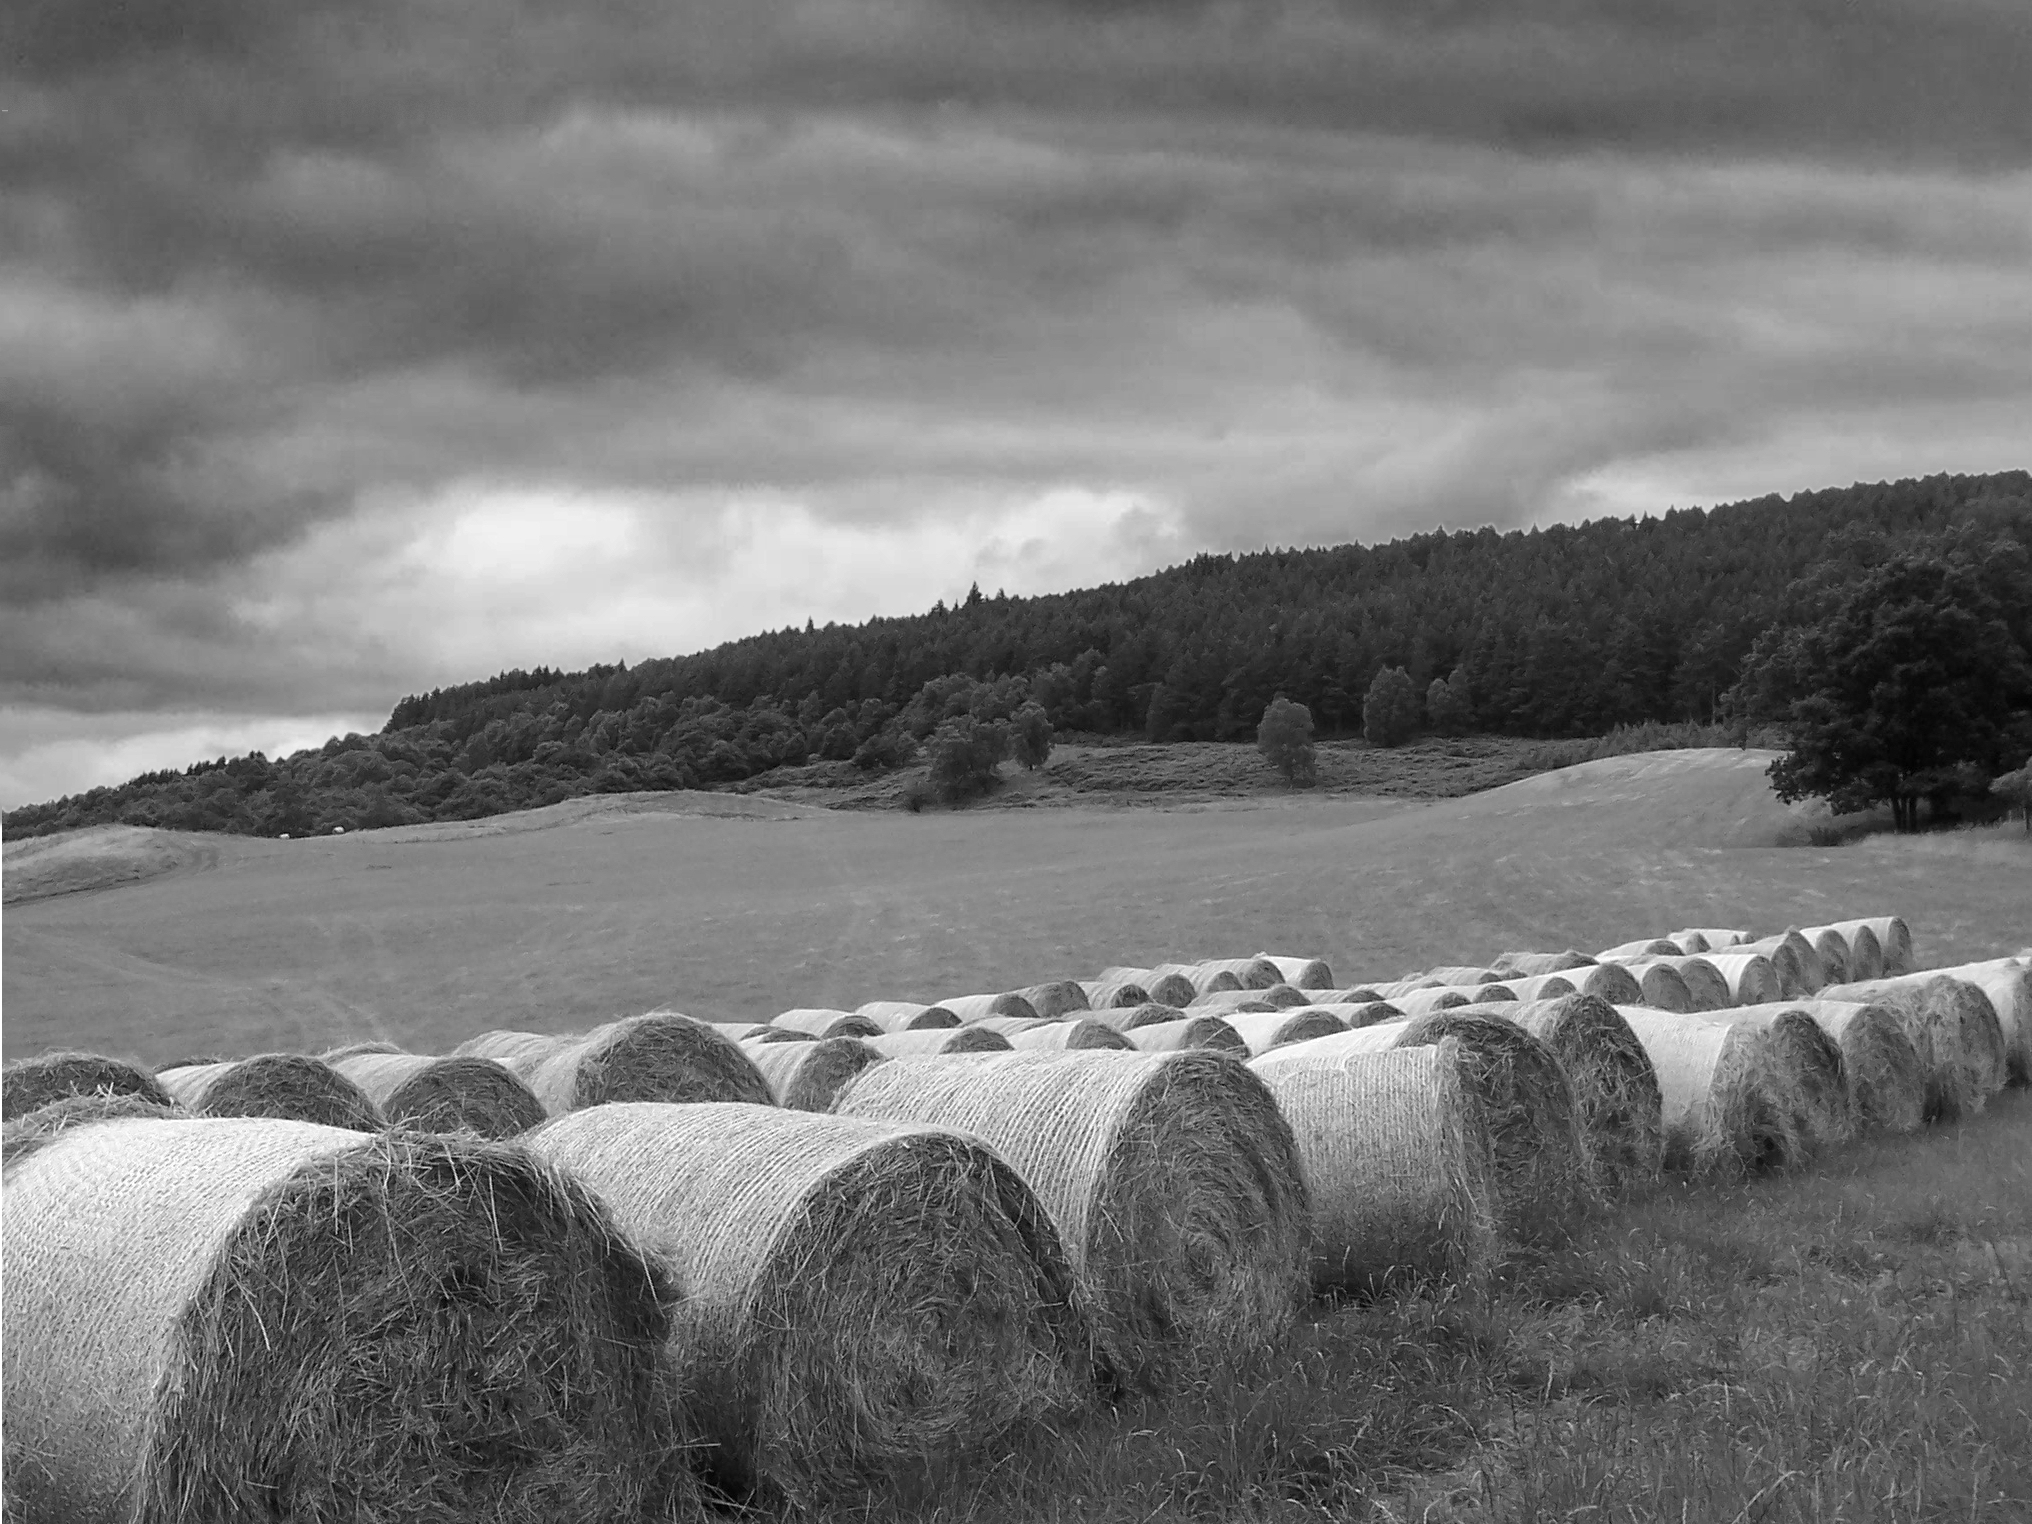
[1523,721,1789,772]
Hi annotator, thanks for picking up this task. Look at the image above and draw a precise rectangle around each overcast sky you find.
[4,1,2029,808]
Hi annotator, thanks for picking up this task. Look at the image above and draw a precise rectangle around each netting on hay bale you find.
[1686,1008,1853,1157]
[1257,1014,1592,1241]
[1492,950,1597,977]
[941,993,1042,1023]
[1782,1000,1926,1135]
[1421,965,1507,987]
[1121,1016,1248,1054]
[771,1009,884,1039]
[1826,917,1913,976]
[1089,1003,1189,1032]
[1251,1039,1498,1298]
[1255,954,1336,990]
[1220,1008,1349,1057]
[1818,974,2008,1121]
[1080,977,1151,1009]
[853,1001,963,1032]
[1675,928,1751,952]
[1147,964,1245,998]
[832,1051,1308,1393]
[739,1037,888,1111]
[1386,987,1492,1017]
[1920,959,2032,1085]
[1189,984,1310,1013]
[729,1025,815,1044]
[1012,982,1092,1019]
[1613,1007,1803,1176]
[1185,958,1286,990]
[331,1053,546,1139]
[1297,1001,1407,1028]
[1460,995,1664,1202]
[1004,1019,1136,1052]
[1485,974,1570,1004]
[1701,951,1787,1007]
[155,1055,383,1132]
[1098,968,1200,1007]
[318,1040,404,1062]
[461,1014,773,1115]
[2,1113,680,1524]
[0,1051,173,1122]
[864,1026,1014,1057]
[972,1014,1053,1038]
[1597,938,1681,960]
[454,1029,567,1079]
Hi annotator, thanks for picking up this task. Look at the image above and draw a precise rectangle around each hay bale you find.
[2,1114,678,1523]
[732,1025,816,1044]
[1819,974,2008,1121]
[1560,963,1643,1006]
[1098,968,1199,1007]
[1701,951,1786,1007]
[318,1039,404,1062]
[502,1014,775,1115]
[1297,1001,1407,1027]
[1597,938,1680,960]
[1251,1041,1498,1297]
[1921,959,2032,1084]
[1736,933,1824,997]
[331,1053,546,1139]
[1088,1003,1190,1032]
[454,1028,566,1078]
[1464,995,1664,1201]
[770,1008,883,1039]
[1421,965,1506,986]
[0,1051,173,1122]
[853,1001,964,1031]
[1620,961,1695,1013]
[1613,1007,1802,1176]
[832,1051,1308,1391]
[942,993,1042,1023]
[1492,974,1576,1003]
[1121,1017,1248,1054]
[1255,954,1336,989]
[865,1027,1014,1057]
[1185,957,1285,990]
[1493,950,1596,977]
[1828,916,1913,975]
[1149,964,1246,997]
[1005,1019,1136,1052]
[1817,922,1884,982]
[1080,978,1151,1009]
[1220,1008,1349,1057]
[1389,987,1487,1017]
[1676,928,1750,951]
[1189,984,1311,1012]
[1605,955,1729,1010]
[1793,925,1859,985]
[971,1014,1052,1038]
[740,1037,888,1111]
[527,1103,1092,1504]
[1013,982,1092,1019]
[155,1055,383,1132]
[1312,986,1392,1005]
[1785,1000,1927,1134]
[1257,1014,1591,1241]
[1686,1008,1853,1156]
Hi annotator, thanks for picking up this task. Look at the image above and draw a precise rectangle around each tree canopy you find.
[1256,697,1317,786]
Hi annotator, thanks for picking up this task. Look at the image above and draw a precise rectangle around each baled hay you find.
[1370,976,1445,999]
[2,1115,678,1524]
[854,1001,964,1032]
[1421,965,1507,986]
[1312,986,1391,1005]
[972,1014,1053,1038]
[1253,1041,1498,1298]
[318,1039,403,1062]
[740,1037,889,1111]
[528,1103,1091,1504]
[1676,928,1751,951]
[1828,916,1913,976]
[1922,960,2032,1084]
[1004,1019,1135,1051]
[3,1094,182,1165]
[1098,968,1200,1007]
[1089,1002,1189,1032]
[1613,1008,1802,1176]
[832,1051,1309,1392]
[522,1013,774,1114]
[1149,964,1245,997]
[942,992,1042,1023]
[1612,955,1729,1010]
[735,1025,817,1044]
[1122,1017,1248,1055]
[1622,962,1696,1013]
[1819,975,2008,1120]
[1824,923,1884,982]
[1560,963,1644,1005]
[1467,995,1664,1201]
[1701,951,1786,1007]
[1299,1001,1407,1027]
[155,1055,382,1132]
[1793,925,1858,985]
[1188,984,1310,1012]
[453,1028,567,1079]
[1491,973,1575,1003]
[1739,1001,1924,1136]
[1014,982,1092,1019]
[0,1050,173,1122]
[1255,954,1337,989]
[1220,1008,1349,1056]
[1598,938,1681,959]
[773,1008,885,1039]
[1080,978,1151,1009]
[1256,1014,1592,1240]
[1188,957,1285,990]
[865,1026,1014,1057]
[1736,933,1824,997]
[1687,1008,1853,1156]
[1257,983,1314,1008]
[1493,950,1597,977]
[1389,987,1487,1017]
[332,1053,546,1139]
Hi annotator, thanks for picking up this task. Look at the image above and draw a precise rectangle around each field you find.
[5,747,2029,1521]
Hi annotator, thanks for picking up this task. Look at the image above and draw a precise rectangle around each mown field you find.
[4,748,2028,1521]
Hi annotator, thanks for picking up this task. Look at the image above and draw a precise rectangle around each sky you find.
[4,0,2030,809]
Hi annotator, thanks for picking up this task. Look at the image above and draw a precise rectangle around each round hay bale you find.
[942,993,1042,1024]
[1922,960,2032,1085]
[1005,1019,1135,1052]
[1819,974,2008,1121]
[1389,987,1487,1017]
[732,1024,817,1044]
[1421,965,1507,987]
[1793,925,1857,986]
[1607,955,1729,1010]
[1121,1016,1248,1055]
[1686,1008,1853,1156]
[1613,1007,1802,1176]
[853,1001,963,1032]
[518,1014,774,1115]
[772,1008,884,1039]
[317,1039,403,1062]
[1256,954,1336,990]
[1827,922,1885,982]
[0,1051,173,1122]
[526,1103,1093,1504]
[1597,938,1680,960]
[1298,1001,1407,1028]
[865,1027,1014,1057]
[831,1051,1309,1392]
[1783,1000,1927,1135]
[1149,964,1245,998]
[1088,1002,1189,1032]
[1493,951,1596,977]
[1080,978,1151,1009]
[739,1037,888,1111]
[1186,957,1285,990]
[3,1093,184,1166]
[1465,995,1664,1201]
[1488,974,1572,1003]
[331,1053,546,1139]
[1312,985,1392,1005]
[2,1115,679,1524]
[155,1055,382,1132]
[1256,1014,1592,1240]
[1252,1040,1498,1298]
[1221,1008,1349,1057]
[1676,928,1750,952]
[1013,982,1092,1020]
[1828,916,1912,976]
[1701,951,1786,1007]
[1623,962,1695,1013]
[453,1028,567,1078]
[1098,968,1199,1007]
[1735,933,1824,998]
[971,1014,1053,1038]
[1189,984,1311,1012]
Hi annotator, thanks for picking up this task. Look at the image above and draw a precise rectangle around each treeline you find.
[7,471,2028,838]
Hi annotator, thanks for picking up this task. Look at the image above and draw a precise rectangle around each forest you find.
[6,471,2028,839]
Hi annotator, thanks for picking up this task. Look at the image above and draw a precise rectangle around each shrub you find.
[1010,702,1054,770]
[1426,673,1473,735]
[925,716,1010,803]
[1362,667,1420,748]
[1256,697,1317,786]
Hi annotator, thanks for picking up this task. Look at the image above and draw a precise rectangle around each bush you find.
[1010,702,1054,770]
[925,716,1011,803]
[852,728,918,772]
[1256,697,1317,786]
[1362,667,1420,748]
[1426,673,1472,735]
